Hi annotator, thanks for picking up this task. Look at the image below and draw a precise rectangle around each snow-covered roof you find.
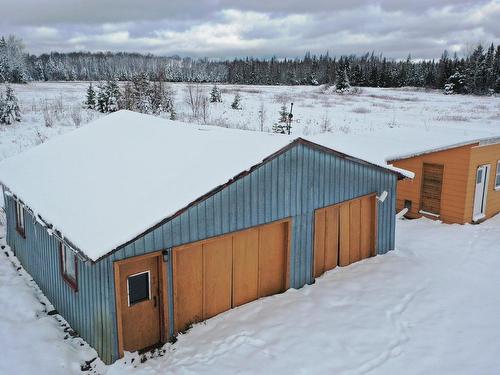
[0,111,407,261]
[309,127,500,166]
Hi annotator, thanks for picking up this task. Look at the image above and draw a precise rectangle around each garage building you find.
[0,111,407,363]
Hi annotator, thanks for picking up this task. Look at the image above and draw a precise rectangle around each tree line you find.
[1,35,499,95]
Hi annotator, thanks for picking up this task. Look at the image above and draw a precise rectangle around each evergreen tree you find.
[97,79,120,113]
[118,81,134,110]
[272,104,288,134]
[493,45,500,93]
[231,92,241,109]
[132,73,151,113]
[210,84,222,102]
[485,43,495,90]
[148,81,173,114]
[0,35,28,83]
[468,45,487,94]
[0,37,7,82]
[444,71,467,94]
[279,104,288,123]
[169,103,177,120]
[335,68,351,93]
[0,86,21,124]
[84,82,96,109]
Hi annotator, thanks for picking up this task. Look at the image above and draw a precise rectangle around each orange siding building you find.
[390,141,500,224]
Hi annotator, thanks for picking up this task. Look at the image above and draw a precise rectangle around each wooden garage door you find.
[420,163,444,215]
[314,194,376,278]
[173,220,290,333]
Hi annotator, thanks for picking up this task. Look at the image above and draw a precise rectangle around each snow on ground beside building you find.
[1,214,500,374]
[104,216,500,375]
[0,220,101,375]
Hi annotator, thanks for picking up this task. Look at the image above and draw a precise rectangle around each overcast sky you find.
[1,0,499,59]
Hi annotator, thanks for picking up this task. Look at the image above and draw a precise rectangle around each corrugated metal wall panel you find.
[4,195,116,363]
[4,142,398,364]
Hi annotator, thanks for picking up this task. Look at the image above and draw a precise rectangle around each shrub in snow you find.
[97,79,120,113]
[84,83,96,109]
[70,105,83,127]
[231,93,242,110]
[210,84,222,103]
[169,104,177,120]
[0,85,21,125]
[41,99,54,127]
[319,111,332,133]
[272,122,285,134]
[444,71,467,95]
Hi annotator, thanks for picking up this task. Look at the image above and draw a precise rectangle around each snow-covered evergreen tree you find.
[169,103,177,120]
[335,68,351,93]
[0,37,7,82]
[231,92,241,109]
[118,82,134,110]
[85,83,96,109]
[149,81,173,114]
[97,79,120,113]
[210,84,222,102]
[272,122,285,134]
[0,35,28,83]
[444,71,467,94]
[132,73,151,113]
[0,86,21,124]
[273,104,289,134]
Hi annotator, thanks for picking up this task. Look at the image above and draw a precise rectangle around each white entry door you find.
[473,164,490,221]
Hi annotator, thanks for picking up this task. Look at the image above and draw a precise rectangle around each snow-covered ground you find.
[0,82,500,374]
[1,82,499,162]
[1,215,500,374]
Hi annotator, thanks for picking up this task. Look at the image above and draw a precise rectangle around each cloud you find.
[0,0,498,58]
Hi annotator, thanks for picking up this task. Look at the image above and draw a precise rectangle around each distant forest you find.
[1,35,499,95]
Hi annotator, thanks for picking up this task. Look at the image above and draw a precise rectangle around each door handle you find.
[153,295,157,307]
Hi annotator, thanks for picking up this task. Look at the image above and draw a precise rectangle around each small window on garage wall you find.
[15,201,25,238]
[60,243,78,291]
[495,161,500,190]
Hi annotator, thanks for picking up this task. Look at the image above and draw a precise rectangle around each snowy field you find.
[0,82,500,374]
[1,81,499,161]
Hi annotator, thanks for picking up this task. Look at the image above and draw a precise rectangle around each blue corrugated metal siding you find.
[4,196,115,362]
[4,142,397,364]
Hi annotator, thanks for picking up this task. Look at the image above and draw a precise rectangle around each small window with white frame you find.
[15,201,25,237]
[495,161,500,190]
[60,243,78,291]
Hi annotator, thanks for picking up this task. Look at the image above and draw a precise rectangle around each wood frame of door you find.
[113,250,169,358]
[313,193,378,278]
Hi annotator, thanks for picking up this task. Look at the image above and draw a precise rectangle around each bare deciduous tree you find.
[258,101,266,132]
[184,83,205,120]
